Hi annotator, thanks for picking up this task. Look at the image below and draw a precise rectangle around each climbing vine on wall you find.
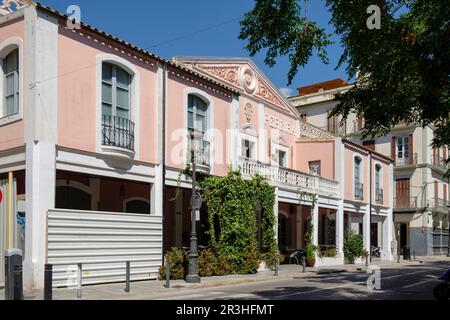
[298,191,319,258]
[198,170,277,272]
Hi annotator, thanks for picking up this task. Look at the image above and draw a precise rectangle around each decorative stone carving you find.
[244,103,253,123]
[238,66,257,94]
[265,113,335,139]
[256,79,283,107]
[198,65,239,86]
[0,0,33,16]
[298,122,335,139]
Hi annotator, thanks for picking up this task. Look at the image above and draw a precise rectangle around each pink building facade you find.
[0,2,394,290]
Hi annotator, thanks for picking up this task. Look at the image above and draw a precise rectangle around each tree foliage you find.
[240,0,450,175]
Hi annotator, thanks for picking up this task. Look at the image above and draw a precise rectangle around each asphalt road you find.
[157,259,450,300]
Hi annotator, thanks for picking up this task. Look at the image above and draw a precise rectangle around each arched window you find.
[55,186,92,211]
[102,62,131,120]
[2,48,19,119]
[101,62,134,151]
[187,94,208,138]
[375,164,383,203]
[125,199,150,214]
[354,157,363,199]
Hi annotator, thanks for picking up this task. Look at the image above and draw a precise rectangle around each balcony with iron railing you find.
[395,153,418,166]
[354,182,364,200]
[431,155,449,171]
[238,157,340,197]
[430,197,450,211]
[375,188,383,204]
[101,115,135,155]
[187,138,211,173]
[394,196,418,209]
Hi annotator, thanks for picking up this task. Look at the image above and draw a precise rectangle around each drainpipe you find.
[369,152,372,262]
[161,63,167,258]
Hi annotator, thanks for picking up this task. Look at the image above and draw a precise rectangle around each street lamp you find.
[186,131,201,283]
[447,202,450,258]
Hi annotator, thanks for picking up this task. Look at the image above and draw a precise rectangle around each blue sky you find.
[40,0,348,96]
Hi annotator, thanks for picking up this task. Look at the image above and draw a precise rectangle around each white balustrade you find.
[238,157,340,196]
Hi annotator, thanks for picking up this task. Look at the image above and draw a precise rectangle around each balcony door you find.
[187,94,209,166]
[101,63,133,149]
[397,137,410,163]
[396,178,411,208]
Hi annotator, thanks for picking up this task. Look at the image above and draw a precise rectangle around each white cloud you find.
[279,87,295,97]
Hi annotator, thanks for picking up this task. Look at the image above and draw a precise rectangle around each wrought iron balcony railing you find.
[431,155,449,171]
[430,197,450,210]
[394,196,418,209]
[187,138,211,170]
[375,188,383,204]
[354,182,364,200]
[101,115,135,152]
[395,154,418,166]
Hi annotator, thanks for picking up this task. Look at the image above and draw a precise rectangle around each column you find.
[23,6,58,290]
[336,200,344,258]
[312,202,319,247]
[274,187,279,248]
[363,206,371,252]
[258,103,266,163]
[296,205,302,249]
[151,62,165,218]
[382,210,393,260]
[229,95,239,169]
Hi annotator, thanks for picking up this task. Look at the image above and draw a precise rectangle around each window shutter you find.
[444,184,447,205]
[408,134,413,160]
[434,181,438,208]
[391,136,396,160]
[327,111,332,132]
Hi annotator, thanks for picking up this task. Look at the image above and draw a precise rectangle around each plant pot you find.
[306,259,316,267]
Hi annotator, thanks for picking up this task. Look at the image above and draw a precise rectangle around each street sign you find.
[190,193,203,210]
[0,189,2,203]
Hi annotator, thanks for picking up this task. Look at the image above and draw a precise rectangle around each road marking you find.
[402,277,437,289]
[278,268,442,299]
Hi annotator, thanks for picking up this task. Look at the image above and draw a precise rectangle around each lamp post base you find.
[185,274,201,283]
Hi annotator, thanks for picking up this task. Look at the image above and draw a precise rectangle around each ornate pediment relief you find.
[196,63,294,115]
[298,122,335,139]
[0,0,33,16]
[197,65,239,87]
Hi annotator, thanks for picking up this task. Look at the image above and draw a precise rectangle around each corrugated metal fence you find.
[0,178,19,288]
[47,209,163,288]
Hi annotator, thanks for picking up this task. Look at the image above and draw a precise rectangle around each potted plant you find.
[306,244,318,267]
[343,231,364,264]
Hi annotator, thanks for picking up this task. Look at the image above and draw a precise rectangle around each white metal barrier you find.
[47,209,162,287]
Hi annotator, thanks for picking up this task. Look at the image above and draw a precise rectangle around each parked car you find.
[433,269,450,300]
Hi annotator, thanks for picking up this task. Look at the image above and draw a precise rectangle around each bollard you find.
[275,259,279,276]
[77,263,82,299]
[302,258,306,273]
[13,264,23,300]
[409,253,412,262]
[397,254,401,263]
[413,251,416,261]
[44,264,53,300]
[165,255,170,288]
[125,261,131,293]
[365,256,369,267]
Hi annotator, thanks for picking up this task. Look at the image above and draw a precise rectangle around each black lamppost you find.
[186,131,201,283]
[447,202,450,258]
[255,199,262,258]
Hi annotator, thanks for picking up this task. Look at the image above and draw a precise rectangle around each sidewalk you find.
[1,257,446,300]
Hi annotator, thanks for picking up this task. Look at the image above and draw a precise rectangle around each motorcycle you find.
[370,245,381,258]
[433,269,450,300]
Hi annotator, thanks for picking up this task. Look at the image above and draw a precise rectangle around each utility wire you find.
[147,16,241,49]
